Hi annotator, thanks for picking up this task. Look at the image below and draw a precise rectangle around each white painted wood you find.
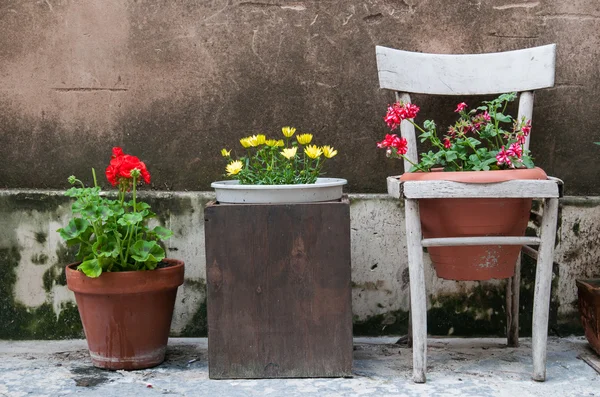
[522,245,539,260]
[532,198,559,381]
[402,179,560,199]
[421,236,541,247]
[396,92,419,171]
[387,176,402,199]
[405,199,427,383]
[517,91,535,151]
[376,44,556,95]
[507,256,522,347]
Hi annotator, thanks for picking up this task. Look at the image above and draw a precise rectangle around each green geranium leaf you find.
[444,151,457,162]
[92,235,120,258]
[58,218,90,241]
[152,226,174,240]
[130,240,165,263]
[135,202,151,212]
[494,113,512,123]
[78,258,102,278]
[118,212,144,226]
[522,156,535,169]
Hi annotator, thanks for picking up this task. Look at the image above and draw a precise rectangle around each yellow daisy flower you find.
[221,148,231,157]
[304,144,322,159]
[265,139,279,147]
[321,145,338,158]
[226,160,243,176]
[246,134,266,147]
[296,133,313,145]
[281,147,298,159]
[276,139,285,147]
[240,137,251,148]
[282,126,296,138]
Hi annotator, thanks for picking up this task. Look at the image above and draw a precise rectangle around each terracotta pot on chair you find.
[66,259,184,370]
[400,167,547,280]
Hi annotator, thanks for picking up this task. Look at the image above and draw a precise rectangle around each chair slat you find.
[386,177,560,199]
[376,44,556,95]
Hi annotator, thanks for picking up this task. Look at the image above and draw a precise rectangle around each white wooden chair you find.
[376,44,562,383]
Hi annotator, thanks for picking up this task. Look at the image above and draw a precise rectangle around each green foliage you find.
[57,170,172,278]
[406,93,535,172]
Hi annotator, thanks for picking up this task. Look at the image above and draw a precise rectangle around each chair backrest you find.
[375,44,556,170]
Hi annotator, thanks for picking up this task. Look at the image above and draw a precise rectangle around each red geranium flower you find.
[507,142,523,158]
[496,146,512,167]
[455,102,467,113]
[106,147,151,186]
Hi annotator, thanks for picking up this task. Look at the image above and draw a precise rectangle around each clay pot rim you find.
[66,258,184,295]
[399,167,547,184]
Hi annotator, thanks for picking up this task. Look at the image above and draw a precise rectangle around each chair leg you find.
[532,198,559,382]
[405,199,427,383]
[506,255,521,347]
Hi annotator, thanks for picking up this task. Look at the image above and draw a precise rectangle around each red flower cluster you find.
[377,134,408,155]
[496,143,524,167]
[105,147,151,187]
[384,102,420,130]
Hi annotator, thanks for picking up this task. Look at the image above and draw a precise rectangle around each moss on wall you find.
[0,246,83,340]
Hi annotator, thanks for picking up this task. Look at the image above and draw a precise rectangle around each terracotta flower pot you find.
[66,259,184,370]
[576,279,600,355]
[400,168,547,280]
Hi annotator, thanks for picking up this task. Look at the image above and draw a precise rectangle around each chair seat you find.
[387,176,562,199]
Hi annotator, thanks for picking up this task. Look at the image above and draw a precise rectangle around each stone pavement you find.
[0,337,598,397]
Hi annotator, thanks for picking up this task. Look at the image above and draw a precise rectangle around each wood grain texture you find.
[532,198,559,381]
[205,199,352,379]
[399,179,560,199]
[405,199,427,383]
[507,256,522,347]
[376,44,556,95]
[396,92,418,172]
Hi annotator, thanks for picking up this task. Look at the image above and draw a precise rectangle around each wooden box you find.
[577,279,600,355]
[205,199,353,379]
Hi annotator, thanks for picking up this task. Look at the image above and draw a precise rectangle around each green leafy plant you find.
[377,93,534,172]
[221,127,338,185]
[57,147,173,278]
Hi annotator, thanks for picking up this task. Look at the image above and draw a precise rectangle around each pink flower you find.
[383,102,420,130]
[384,105,403,130]
[443,138,452,149]
[517,134,526,144]
[377,134,398,148]
[521,120,532,136]
[507,142,523,158]
[455,102,468,113]
[404,103,420,119]
[447,126,456,138]
[377,134,408,155]
[482,111,491,122]
[496,147,512,166]
[469,122,481,133]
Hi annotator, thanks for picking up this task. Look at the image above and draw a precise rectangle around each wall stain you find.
[0,246,83,340]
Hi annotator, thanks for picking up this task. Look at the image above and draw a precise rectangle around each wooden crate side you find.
[205,201,352,379]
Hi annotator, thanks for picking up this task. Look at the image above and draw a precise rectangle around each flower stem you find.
[92,168,98,188]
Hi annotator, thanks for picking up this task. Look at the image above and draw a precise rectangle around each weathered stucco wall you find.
[0,0,599,194]
[1,190,598,339]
